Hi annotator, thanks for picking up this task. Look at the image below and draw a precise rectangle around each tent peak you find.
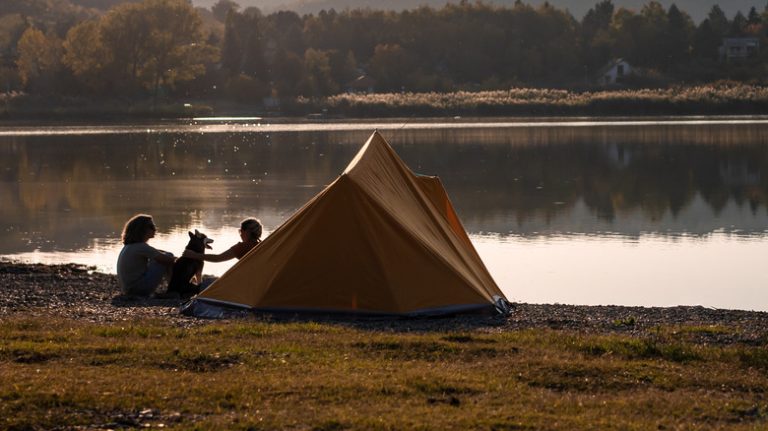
[343,131,393,175]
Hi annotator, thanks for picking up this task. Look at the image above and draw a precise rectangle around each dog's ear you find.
[194,229,200,237]
[188,231,194,239]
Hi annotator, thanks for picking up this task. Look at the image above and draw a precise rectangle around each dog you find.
[167,229,213,296]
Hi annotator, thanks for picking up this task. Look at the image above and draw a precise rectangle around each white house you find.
[719,37,760,62]
[597,59,633,86]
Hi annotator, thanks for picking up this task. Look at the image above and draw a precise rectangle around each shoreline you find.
[5,84,768,121]
[2,261,766,343]
[2,114,768,134]
[4,109,768,122]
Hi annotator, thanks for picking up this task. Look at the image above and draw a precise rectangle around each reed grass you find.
[323,83,768,116]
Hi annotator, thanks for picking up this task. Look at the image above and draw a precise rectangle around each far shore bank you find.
[3,84,768,121]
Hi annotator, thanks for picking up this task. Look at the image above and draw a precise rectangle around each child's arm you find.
[182,247,238,263]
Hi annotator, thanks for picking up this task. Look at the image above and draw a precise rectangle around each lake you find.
[2,117,768,311]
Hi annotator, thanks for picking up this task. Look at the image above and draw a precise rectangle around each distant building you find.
[719,37,760,62]
[345,75,377,94]
[596,59,633,86]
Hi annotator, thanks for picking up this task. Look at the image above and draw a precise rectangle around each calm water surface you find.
[2,118,767,311]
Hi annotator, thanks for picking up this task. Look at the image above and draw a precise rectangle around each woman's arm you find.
[153,251,176,265]
[140,243,175,265]
[182,248,238,263]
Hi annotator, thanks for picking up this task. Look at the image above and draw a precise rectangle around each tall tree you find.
[0,14,27,57]
[265,11,305,56]
[747,7,761,25]
[62,20,110,92]
[15,27,62,91]
[301,48,337,96]
[221,8,267,80]
[327,49,357,88]
[271,49,304,98]
[100,1,153,89]
[730,11,748,36]
[211,0,239,22]
[221,9,242,74]
[610,8,644,65]
[707,5,729,36]
[664,4,693,70]
[368,43,415,91]
[638,1,669,68]
[581,1,615,73]
[140,0,218,98]
[239,10,268,80]
[582,0,614,41]
[692,19,721,61]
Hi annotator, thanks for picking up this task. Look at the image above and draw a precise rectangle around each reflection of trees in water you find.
[388,127,768,230]
[2,125,768,241]
[2,131,346,196]
[0,132,350,249]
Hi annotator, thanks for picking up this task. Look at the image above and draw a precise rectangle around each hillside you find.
[190,0,762,23]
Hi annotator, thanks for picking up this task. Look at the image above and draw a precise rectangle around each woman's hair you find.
[240,218,262,241]
[121,214,155,245]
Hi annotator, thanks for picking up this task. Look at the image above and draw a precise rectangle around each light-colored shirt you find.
[117,242,161,293]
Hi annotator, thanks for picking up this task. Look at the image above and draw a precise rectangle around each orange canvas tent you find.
[184,131,509,317]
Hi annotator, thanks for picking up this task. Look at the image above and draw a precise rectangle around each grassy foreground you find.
[1,317,767,430]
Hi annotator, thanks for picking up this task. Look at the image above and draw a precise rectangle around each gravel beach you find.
[2,260,767,344]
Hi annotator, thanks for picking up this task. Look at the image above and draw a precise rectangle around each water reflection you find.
[2,116,768,136]
[2,121,768,310]
[3,123,768,239]
[476,233,768,310]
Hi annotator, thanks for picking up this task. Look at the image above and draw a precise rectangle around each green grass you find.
[1,317,767,430]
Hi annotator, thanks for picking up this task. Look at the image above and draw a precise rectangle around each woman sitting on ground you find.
[116,214,176,296]
[182,218,262,263]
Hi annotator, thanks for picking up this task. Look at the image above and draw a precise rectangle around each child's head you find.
[122,214,156,244]
[240,218,263,241]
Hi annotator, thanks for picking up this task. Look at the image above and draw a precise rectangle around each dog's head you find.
[187,229,214,252]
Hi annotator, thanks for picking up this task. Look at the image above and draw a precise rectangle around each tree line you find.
[2,0,768,103]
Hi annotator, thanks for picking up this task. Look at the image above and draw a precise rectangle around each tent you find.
[184,131,509,317]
